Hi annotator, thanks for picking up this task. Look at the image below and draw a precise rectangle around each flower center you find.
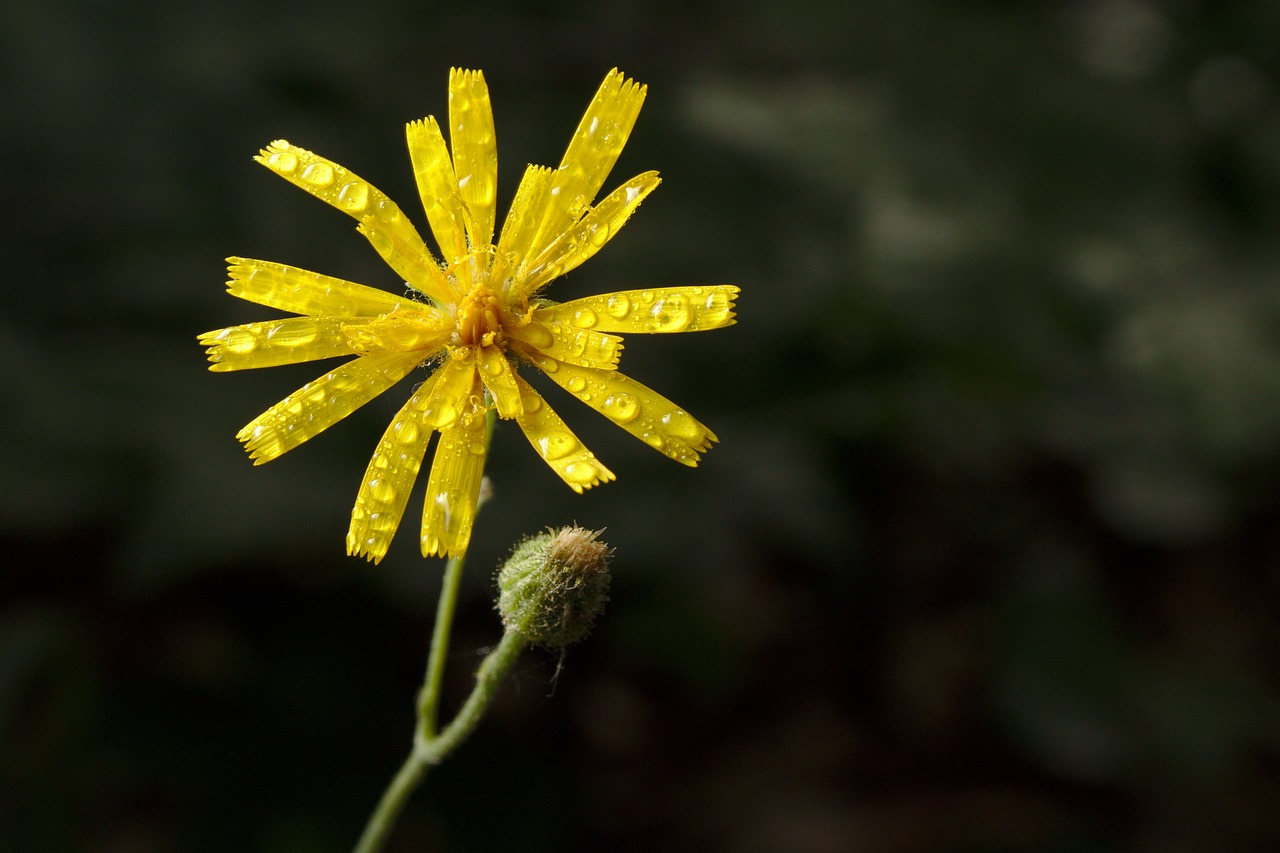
[455,285,506,348]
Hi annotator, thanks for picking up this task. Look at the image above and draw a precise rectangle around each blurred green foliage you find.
[4,0,1280,850]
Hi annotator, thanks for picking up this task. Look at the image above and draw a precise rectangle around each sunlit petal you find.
[421,398,487,558]
[529,70,647,258]
[406,118,470,265]
[199,317,358,371]
[524,171,660,294]
[236,351,423,464]
[225,258,408,317]
[535,285,739,334]
[529,354,716,466]
[476,345,523,418]
[448,68,497,249]
[509,324,623,371]
[421,356,479,429]
[513,374,614,493]
[346,375,440,564]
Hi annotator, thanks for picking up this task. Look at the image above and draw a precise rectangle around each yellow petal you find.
[476,345,523,418]
[524,171,660,294]
[513,374,614,493]
[448,68,497,249]
[355,217,455,306]
[530,355,716,466]
[225,258,408,317]
[535,285,739,334]
[346,374,440,564]
[235,350,422,464]
[421,399,488,558]
[406,118,470,265]
[529,70,650,257]
[199,317,358,371]
[421,355,479,429]
[254,141,444,289]
[529,69,647,258]
[509,323,623,371]
[494,165,553,287]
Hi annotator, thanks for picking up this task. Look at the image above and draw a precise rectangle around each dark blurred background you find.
[5,0,1280,850]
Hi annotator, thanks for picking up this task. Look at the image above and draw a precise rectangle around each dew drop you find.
[301,162,334,187]
[647,294,693,332]
[587,223,610,249]
[538,431,577,460]
[660,409,701,440]
[538,358,560,374]
[522,394,543,414]
[563,461,598,484]
[268,150,297,172]
[338,181,369,212]
[566,376,586,393]
[571,307,598,328]
[603,393,640,423]
[642,432,665,450]
[605,294,630,319]
[640,290,655,304]
[392,419,420,443]
[367,477,397,503]
[468,439,486,456]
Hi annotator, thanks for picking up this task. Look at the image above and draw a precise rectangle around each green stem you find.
[352,630,528,853]
[418,553,465,739]
[354,398,504,853]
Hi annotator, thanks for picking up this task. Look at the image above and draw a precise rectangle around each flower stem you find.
[418,553,466,739]
[354,399,510,853]
[352,630,528,853]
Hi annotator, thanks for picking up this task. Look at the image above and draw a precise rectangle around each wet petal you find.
[199,316,358,371]
[346,375,440,564]
[448,68,498,249]
[529,70,647,259]
[509,323,623,371]
[254,141,442,279]
[529,355,716,466]
[355,217,455,305]
[235,350,422,464]
[225,258,408,317]
[535,285,739,334]
[476,345,523,418]
[493,165,552,286]
[524,171,660,294]
[421,399,488,558]
[421,356,478,429]
[406,118,470,265]
[513,374,614,493]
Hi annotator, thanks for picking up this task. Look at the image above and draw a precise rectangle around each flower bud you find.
[496,527,612,649]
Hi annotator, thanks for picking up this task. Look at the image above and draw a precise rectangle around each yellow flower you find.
[200,69,738,563]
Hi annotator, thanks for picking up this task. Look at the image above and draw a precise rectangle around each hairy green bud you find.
[496,527,612,649]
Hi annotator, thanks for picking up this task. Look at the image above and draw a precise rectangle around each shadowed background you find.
[4,0,1280,850]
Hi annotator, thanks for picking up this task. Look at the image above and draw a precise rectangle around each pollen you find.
[455,285,505,347]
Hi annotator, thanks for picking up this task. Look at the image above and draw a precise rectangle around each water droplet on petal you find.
[605,294,630,318]
[269,150,297,172]
[647,294,692,332]
[660,409,701,440]
[603,393,640,423]
[563,461,598,484]
[368,477,397,503]
[571,307,598,328]
[566,376,586,393]
[301,162,335,187]
[393,419,420,443]
[538,431,576,460]
[338,181,369,212]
